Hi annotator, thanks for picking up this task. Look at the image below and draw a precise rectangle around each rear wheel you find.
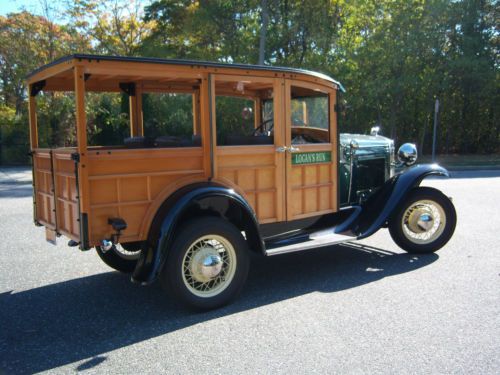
[95,244,141,273]
[389,187,456,253]
[160,217,250,310]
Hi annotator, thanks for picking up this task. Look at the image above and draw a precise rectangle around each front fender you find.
[355,164,449,239]
[131,183,262,284]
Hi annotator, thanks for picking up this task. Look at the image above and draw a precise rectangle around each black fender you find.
[354,164,450,239]
[131,183,263,284]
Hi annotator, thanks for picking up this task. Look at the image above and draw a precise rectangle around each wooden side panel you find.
[217,146,282,223]
[52,150,79,240]
[86,147,204,245]
[33,150,56,228]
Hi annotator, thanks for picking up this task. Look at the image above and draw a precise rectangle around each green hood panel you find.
[340,133,393,149]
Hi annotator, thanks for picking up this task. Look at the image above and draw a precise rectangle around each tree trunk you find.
[258,0,269,65]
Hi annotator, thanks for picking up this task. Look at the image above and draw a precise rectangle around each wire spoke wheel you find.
[401,200,446,245]
[112,243,142,261]
[161,217,250,310]
[389,187,456,254]
[181,235,237,298]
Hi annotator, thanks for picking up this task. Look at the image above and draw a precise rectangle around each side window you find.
[215,96,255,145]
[86,92,130,147]
[35,92,77,147]
[215,79,274,146]
[262,99,274,127]
[142,92,200,147]
[290,86,330,144]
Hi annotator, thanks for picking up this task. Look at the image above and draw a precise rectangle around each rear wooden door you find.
[33,150,57,229]
[284,80,338,221]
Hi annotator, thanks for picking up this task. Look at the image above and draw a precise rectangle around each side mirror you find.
[397,143,418,166]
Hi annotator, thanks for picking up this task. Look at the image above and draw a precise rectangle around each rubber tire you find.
[160,217,250,311]
[389,187,456,253]
[95,245,140,273]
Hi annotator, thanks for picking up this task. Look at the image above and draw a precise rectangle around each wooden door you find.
[32,150,57,229]
[214,75,286,224]
[284,80,338,221]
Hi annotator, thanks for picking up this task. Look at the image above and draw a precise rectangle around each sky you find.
[0,0,43,16]
[0,0,150,18]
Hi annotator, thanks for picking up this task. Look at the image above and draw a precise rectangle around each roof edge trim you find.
[26,54,345,92]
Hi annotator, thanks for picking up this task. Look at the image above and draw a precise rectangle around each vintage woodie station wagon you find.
[27,55,456,309]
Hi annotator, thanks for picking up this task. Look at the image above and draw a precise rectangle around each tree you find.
[68,0,156,56]
[0,11,89,113]
[0,0,498,165]
[258,0,269,65]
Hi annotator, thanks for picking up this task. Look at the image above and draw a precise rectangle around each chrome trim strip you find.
[265,232,356,256]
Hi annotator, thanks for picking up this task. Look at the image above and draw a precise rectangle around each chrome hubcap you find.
[406,206,435,233]
[190,248,223,282]
[182,235,237,298]
[402,200,446,244]
[417,213,434,231]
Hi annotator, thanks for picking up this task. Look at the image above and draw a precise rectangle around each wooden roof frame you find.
[26,54,345,93]
[27,54,344,159]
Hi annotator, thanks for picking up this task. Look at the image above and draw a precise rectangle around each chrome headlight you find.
[397,143,418,166]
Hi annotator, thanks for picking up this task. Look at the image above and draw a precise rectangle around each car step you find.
[265,231,357,256]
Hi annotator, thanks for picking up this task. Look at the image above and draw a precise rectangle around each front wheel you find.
[160,217,250,310]
[389,187,456,253]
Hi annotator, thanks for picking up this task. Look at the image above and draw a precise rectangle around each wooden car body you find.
[28,55,342,250]
[27,56,455,304]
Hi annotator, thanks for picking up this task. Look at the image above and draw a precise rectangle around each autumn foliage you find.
[0,0,498,164]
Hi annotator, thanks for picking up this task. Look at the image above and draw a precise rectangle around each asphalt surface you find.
[0,167,499,374]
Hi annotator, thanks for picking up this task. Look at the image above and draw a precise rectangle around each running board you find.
[265,232,357,256]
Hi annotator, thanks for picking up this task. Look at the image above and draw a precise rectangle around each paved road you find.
[0,168,499,374]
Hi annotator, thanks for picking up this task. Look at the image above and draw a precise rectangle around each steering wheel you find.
[252,118,274,136]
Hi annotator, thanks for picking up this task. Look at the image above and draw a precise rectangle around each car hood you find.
[340,133,393,148]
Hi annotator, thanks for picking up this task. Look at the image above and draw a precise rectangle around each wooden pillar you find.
[192,90,201,135]
[74,65,90,235]
[130,84,143,137]
[330,90,337,146]
[330,89,338,211]
[136,86,143,136]
[254,98,262,129]
[28,87,39,149]
[199,74,215,179]
[75,66,88,154]
[129,94,137,137]
[302,101,308,125]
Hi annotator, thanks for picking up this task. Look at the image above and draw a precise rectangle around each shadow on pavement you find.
[0,182,33,198]
[0,243,437,374]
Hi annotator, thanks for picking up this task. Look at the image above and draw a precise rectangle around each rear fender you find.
[354,164,450,239]
[131,183,263,284]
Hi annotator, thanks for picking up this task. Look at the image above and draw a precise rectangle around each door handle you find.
[276,146,288,153]
[289,146,300,153]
